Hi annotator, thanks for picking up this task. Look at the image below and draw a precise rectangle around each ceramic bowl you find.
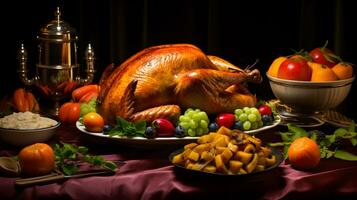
[267,73,355,114]
[0,115,60,147]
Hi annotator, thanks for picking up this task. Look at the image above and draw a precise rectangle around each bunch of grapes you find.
[80,99,97,117]
[178,108,210,136]
[234,107,264,131]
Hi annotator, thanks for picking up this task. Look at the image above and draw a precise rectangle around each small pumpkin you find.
[18,143,55,176]
[12,88,40,112]
[58,102,80,125]
[288,137,320,170]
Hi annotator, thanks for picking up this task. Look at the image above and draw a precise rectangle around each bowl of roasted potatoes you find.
[169,126,283,176]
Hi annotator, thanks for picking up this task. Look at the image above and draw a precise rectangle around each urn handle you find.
[17,44,38,86]
[78,43,96,84]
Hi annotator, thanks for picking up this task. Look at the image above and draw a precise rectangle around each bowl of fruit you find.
[267,44,354,114]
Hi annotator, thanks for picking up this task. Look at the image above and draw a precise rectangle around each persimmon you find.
[267,57,287,78]
[83,112,104,132]
[331,62,354,80]
[288,137,320,170]
[308,62,338,82]
[18,143,55,176]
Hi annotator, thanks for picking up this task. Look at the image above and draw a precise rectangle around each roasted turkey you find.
[98,44,262,124]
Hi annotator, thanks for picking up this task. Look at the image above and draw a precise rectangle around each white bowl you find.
[267,73,355,114]
[0,119,60,147]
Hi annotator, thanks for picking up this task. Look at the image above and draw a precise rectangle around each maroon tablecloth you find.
[1,125,357,200]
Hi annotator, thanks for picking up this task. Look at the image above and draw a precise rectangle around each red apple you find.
[216,113,235,128]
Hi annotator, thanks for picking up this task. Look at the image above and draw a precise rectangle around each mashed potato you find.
[0,112,58,129]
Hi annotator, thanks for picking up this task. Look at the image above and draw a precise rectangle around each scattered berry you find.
[144,126,157,138]
[232,121,243,130]
[208,122,219,132]
[103,124,112,134]
[175,126,185,138]
[262,115,273,125]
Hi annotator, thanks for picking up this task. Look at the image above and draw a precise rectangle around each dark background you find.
[1,0,356,119]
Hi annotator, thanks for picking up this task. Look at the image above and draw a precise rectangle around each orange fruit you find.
[309,62,338,82]
[267,57,287,77]
[331,62,354,80]
[18,143,55,176]
[288,137,320,170]
[83,112,104,132]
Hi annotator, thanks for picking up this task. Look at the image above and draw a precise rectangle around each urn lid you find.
[38,7,77,42]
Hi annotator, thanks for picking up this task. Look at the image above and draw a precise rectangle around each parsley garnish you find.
[53,143,117,175]
[108,117,146,137]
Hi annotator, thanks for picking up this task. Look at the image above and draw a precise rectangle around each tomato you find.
[277,56,312,81]
[309,47,338,68]
[59,102,80,125]
[152,118,175,137]
[18,143,55,176]
[83,112,104,132]
[216,113,235,128]
[288,137,320,170]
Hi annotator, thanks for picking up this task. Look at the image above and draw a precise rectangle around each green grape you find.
[179,115,190,122]
[243,121,251,131]
[198,111,209,121]
[189,120,198,129]
[200,120,208,128]
[234,109,243,116]
[185,108,194,113]
[80,103,95,117]
[251,108,260,117]
[257,120,264,128]
[256,113,262,121]
[187,128,196,136]
[250,107,258,113]
[239,113,248,122]
[248,113,257,122]
[179,122,190,130]
[179,108,210,136]
[251,121,258,130]
[192,113,201,121]
[196,128,204,136]
[243,107,251,115]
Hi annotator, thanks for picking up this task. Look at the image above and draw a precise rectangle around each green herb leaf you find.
[326,150,334,158]
[62,164,78,176]
[278,132,293,142]
[334,150,357,161]
[104,161,117,171]
[283,145,289,159]
[54,143,118,175]
[287,123,308,139]
[350,138,357,146]
[108,117,146,137]
[334,128,348,137]
[134,121,147,136]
